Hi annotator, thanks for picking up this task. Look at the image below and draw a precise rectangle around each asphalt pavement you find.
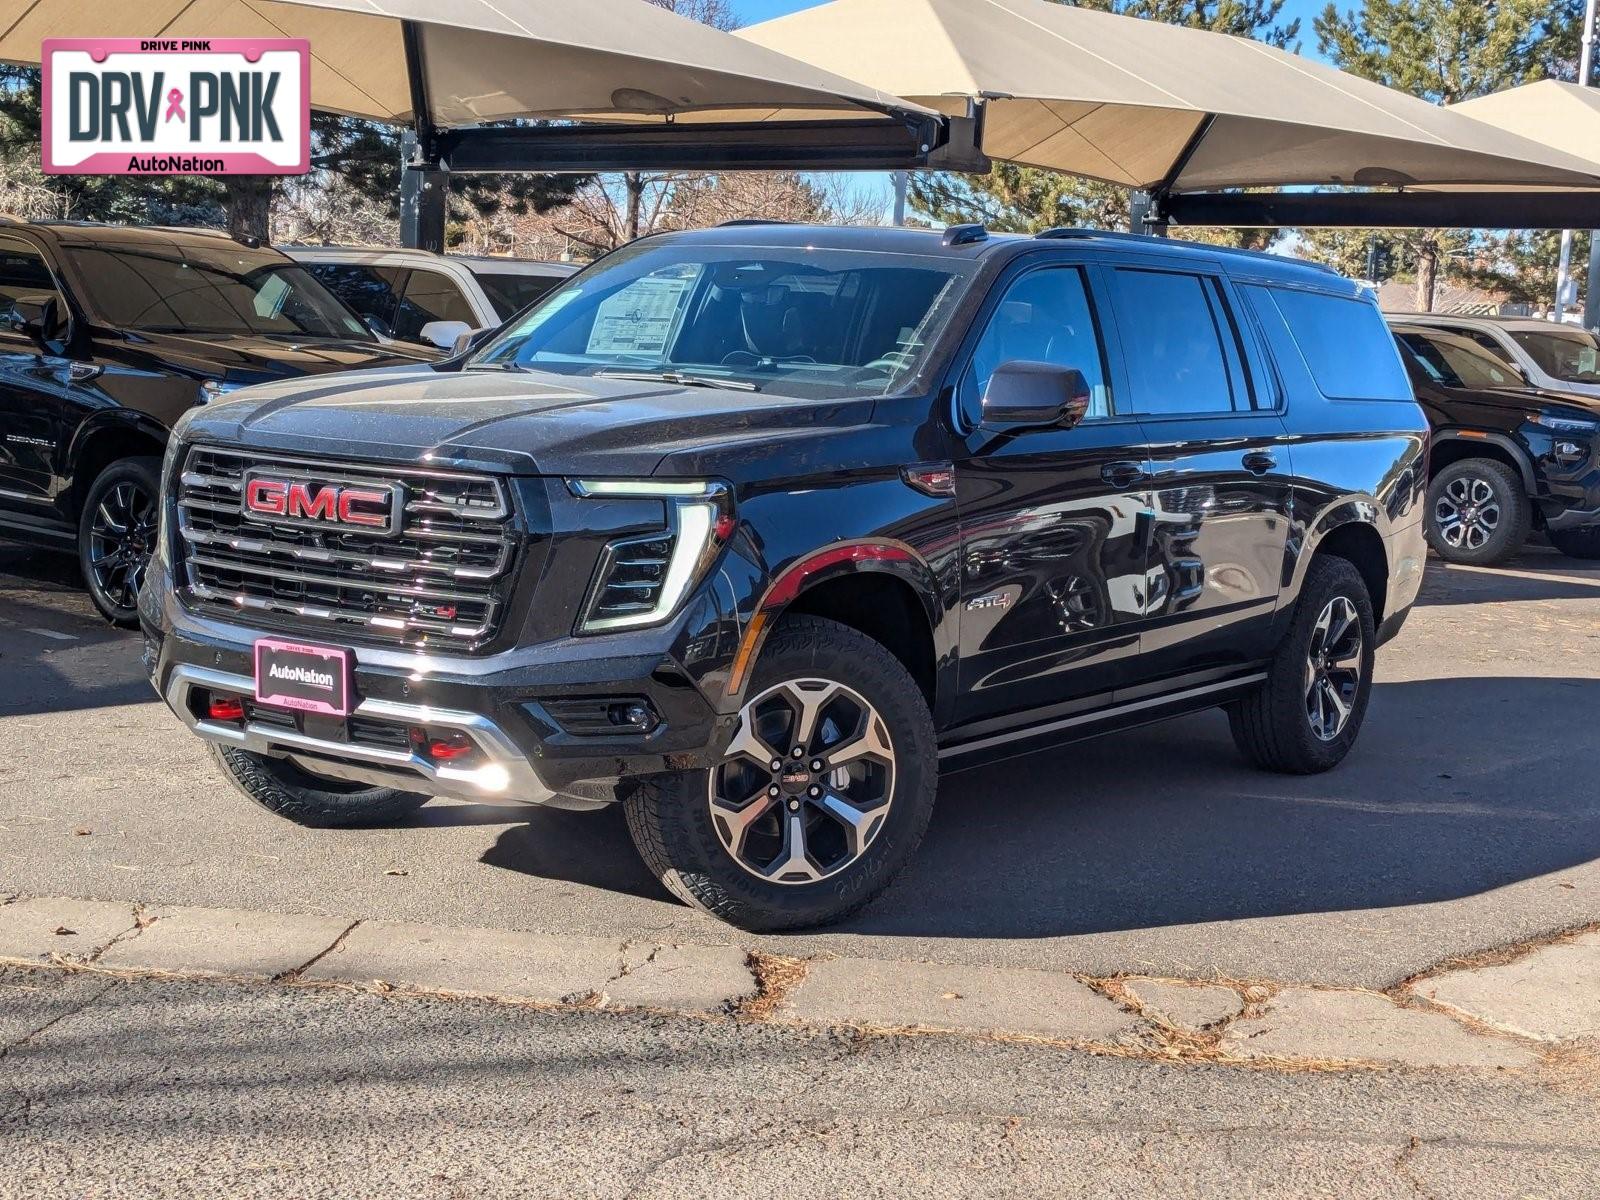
[4,965,1597,1199]
[2,540,1599,987]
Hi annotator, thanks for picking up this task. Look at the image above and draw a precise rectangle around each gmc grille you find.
[174,446,517,651]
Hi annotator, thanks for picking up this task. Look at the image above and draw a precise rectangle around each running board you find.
[938,673,1268,761]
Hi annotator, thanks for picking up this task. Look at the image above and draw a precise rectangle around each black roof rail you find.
[716,219,795,228]
[1036,225,1339,275]
[942,223,988,246]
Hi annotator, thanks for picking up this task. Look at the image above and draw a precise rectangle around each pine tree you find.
[1304,0,1586,312]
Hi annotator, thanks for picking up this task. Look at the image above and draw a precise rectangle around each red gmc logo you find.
[242,474,402,537]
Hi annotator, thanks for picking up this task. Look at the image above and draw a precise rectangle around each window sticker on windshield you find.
[586,275,693,357]
[255,273,291,321]
[1580,347,1598,376]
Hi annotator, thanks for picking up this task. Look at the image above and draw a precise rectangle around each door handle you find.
[1100,460,1148,488]
[1242,450,1277,476]
[67,362,103,384]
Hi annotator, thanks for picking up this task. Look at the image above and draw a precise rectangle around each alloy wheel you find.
[1304,595,1363,742]
[88,480,157,613]
[709,678,896,884]
[1434,474,1502,551]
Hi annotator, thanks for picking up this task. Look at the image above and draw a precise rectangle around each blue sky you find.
[729,0,1335,61]
[723,0,1339,218]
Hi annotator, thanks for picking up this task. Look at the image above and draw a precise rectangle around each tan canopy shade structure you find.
[741,0,1600,195]
[0,0,931,128]
[1452,81,1600,172]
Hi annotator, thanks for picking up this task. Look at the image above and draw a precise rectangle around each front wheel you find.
[1548,526,1600,560]
[209,744,431,828]
[78,456,161,627]
[623,615,937,932]
[1424,458,1530,566]
[1228,556,1377,775]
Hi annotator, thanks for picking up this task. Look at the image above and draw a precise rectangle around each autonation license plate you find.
[254,638,352,716]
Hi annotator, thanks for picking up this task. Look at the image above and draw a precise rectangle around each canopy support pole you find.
[399,20,447,253]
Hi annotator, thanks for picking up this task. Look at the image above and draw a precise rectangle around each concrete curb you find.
[3,895,1596,1072]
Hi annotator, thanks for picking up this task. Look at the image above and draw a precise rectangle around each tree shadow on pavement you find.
[474,674,1600,937]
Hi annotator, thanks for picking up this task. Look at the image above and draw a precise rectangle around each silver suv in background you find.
[1389,313,1600,400]
[286,246,578,351]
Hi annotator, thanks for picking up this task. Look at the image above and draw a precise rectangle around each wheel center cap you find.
[778,765,813,794]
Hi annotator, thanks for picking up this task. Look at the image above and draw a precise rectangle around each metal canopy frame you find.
[1153,189,1600,231]
[395,20,987,252]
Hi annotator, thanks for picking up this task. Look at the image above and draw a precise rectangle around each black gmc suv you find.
[142,224,1428,931]
[1389,319,1600,565]
[0,220,437,624]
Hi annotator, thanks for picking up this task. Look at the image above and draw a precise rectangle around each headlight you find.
[569,479,733,633]
[1531,412,1600,435]
[198,379,247,403]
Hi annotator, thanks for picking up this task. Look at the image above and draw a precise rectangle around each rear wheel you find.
[78,456,161,627]
[623,615,937,932]
[1548,526,1600,560]
[1228,556,1376,775]
[1425,458,1529,566]
[208,744,431,828]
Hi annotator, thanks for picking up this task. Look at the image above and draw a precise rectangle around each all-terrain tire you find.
[1424,458,1530,566]
[1228,555,1376,775]
[623,615,937,932]
[209,744,430,828]
[1548,526,1600,560]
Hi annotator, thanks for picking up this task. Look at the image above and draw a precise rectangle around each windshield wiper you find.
[463,361,528,372]
[596,368,759,392]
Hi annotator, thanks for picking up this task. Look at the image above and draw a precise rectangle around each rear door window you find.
[1259,287,1413,401]
[1106,268,1248,415]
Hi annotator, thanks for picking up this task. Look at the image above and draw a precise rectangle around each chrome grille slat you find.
[175,446,517,651]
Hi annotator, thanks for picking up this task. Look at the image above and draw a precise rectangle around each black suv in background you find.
[1389,319,1600,564]
[0,221,438,624]
[143,224,1428,931]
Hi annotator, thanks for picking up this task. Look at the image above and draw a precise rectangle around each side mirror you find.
[981,360,1092,431]
[453,326,497,357]
[5,295,62,350]
[420,319,473,351]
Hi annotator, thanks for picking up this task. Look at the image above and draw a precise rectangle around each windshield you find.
[472,240,974,399]
[1396,329,1523,390]
[63,241,374,340]
[475,270,565,319]
[1510,326,1600,385]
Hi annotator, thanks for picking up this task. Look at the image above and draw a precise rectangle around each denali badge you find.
[242,473,403,537]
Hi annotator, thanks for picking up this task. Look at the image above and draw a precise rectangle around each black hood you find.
[124,329,439,384]
[1459,383,1600,418]
[176,367,878,477]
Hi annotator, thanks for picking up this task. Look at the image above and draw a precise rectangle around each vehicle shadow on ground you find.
[473,674,1600,934]
[1415,549,1600,608]
[0,544,152,716]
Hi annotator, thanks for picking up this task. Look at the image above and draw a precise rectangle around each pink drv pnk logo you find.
[42,38,310,175]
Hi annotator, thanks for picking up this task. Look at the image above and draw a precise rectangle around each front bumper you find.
[143,570,739,810]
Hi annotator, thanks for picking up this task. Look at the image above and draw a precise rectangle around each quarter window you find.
[1107,269,1248,415]
[962,267,1111,425]
[1262,287,1414,401]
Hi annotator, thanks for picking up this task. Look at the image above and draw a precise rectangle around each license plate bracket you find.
[253,638,352,717]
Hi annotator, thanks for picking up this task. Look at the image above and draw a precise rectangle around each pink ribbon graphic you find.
[164,88,185,123]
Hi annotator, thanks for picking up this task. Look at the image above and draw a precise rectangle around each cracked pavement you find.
[2,963,1598,1199]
